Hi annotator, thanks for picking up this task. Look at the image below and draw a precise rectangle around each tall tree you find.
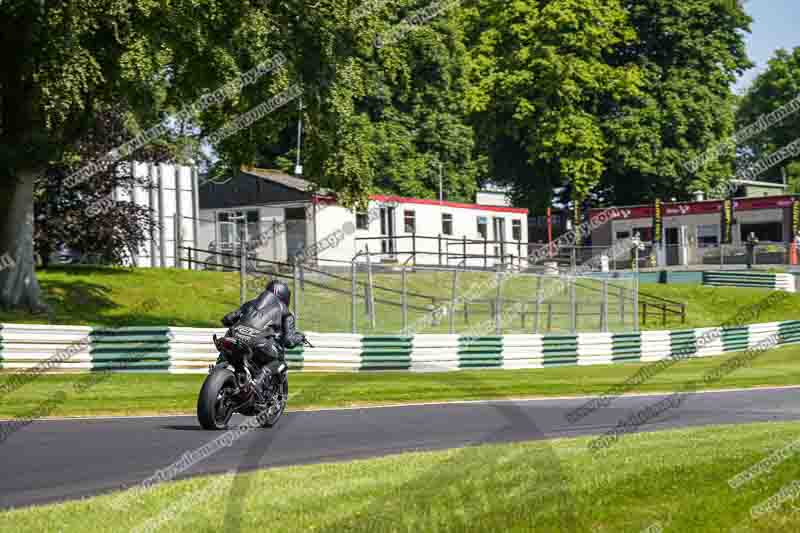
[462,0,751,210]
[463,0,644,212]
[250,1,481,205]
[603,0,752,204]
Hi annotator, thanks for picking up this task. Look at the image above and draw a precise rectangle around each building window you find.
[442,213,453,235]
[404,210,416,233]
[246,210,260,242]
[697,225,718,248]
[633,227,653,242]
[356,211,369,230]
[512,219,522,241]
[616,231,630,241]
[740,222,782,243]
[477,216,488,239]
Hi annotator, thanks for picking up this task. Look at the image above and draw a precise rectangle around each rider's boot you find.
[253,365,270,391]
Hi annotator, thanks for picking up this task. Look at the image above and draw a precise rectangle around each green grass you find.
[3,420,800,532]
[3,342,800,418]
[0,266,798,332]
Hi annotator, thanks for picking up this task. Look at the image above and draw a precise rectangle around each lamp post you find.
[631,232,645,331]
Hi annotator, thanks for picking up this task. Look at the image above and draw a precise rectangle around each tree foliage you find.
[604,0,752,204]
[737,47,800,185]
[0,0,287,309]
[0,0,763,310]
[34,103,166,267]
[463,0,751,209]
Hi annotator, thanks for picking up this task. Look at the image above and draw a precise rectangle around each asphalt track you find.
[2,386,800,510]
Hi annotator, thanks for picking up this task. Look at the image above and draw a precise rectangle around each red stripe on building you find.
[589,195,797,220]
[313,193,528,214]
[369,194,528,214]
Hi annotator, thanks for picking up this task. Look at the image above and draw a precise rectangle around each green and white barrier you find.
[91,326,172,371]
[409,334,460,372]
[0,324,93,371]
[702,271,796,292]
[502,335,545,370]
[2,320,800,374]
[168,329,363,373]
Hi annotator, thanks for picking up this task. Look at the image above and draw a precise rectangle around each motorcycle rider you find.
[221,279,305,388]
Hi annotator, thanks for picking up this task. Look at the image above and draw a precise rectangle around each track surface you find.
[2,387,800,510]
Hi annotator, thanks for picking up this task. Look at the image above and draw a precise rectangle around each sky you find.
[734,0,800,93]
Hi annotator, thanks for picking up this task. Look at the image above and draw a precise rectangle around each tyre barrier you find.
[1,321,799,373]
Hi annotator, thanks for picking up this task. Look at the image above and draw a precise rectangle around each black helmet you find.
[266,279,291,306]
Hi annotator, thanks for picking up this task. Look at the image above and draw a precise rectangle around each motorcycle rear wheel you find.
[198,368,237,430]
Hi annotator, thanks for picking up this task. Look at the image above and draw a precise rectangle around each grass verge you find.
[0,266,798,331]
[2,342,800,418]
[3,420,800,532]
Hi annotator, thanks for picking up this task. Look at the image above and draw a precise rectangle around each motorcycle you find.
[197,330,312,430]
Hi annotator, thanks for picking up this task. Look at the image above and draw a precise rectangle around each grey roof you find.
[240,166,314,192]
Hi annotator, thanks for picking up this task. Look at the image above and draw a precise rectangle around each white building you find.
[198,167,529,269]
[115,162,200,268]
[476,182,512,207]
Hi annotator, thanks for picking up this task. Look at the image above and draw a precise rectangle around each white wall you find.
[193,197,529,268]
[476,190,511,207]
[316,199,528,268]
[117,162,198,268]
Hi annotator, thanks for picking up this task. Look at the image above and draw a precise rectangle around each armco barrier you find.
[702,271,796,292]
[1,321,799,373]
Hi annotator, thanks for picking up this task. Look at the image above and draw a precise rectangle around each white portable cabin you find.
[197,167,529,269]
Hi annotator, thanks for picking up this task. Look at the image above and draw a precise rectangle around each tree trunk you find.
[0,171,47,312]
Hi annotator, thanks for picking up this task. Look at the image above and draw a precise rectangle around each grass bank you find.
[2,343,800,418]
[3,420,800,532]
[0,266,798,332]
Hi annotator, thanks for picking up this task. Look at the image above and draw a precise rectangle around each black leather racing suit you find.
[221,290,305,378]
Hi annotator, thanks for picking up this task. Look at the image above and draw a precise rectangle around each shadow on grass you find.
[0,276,196,327]
[38,265,141,276]
[0,279,117,325]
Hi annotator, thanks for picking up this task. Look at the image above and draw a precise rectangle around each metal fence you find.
[181,244,646,335]
[533,241,796,271]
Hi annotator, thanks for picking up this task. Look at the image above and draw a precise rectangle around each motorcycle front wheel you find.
[197,368,237,430]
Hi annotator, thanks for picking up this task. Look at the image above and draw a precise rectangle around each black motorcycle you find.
[197,331,311,430]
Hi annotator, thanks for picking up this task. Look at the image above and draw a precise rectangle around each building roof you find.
[237,167,528,214]
[730,178,787,188]
[240,166,314,192]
